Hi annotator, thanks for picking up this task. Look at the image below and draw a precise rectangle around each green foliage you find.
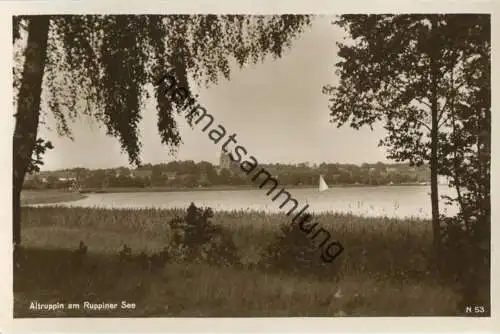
[26,138,54,174]
[440,212,490,311]
[13,15,311,167]
[438,26,490,303]
[260,224,333,279]
[436,17,489,304]
[325,14,490,308]
[167,203,240,266]
[437,14,490,217]
[324,14,488,165]
[25,161,430,191]
[323,13,490,223]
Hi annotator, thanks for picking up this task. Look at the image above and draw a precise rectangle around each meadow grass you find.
[15,206,461,317]
[21,190,87,205]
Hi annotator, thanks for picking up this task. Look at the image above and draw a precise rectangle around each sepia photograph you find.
[4,2,495,329]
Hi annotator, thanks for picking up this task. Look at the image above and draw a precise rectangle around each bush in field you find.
[440,212,490,313]
[167,203,240,266]
[260,223,332,278]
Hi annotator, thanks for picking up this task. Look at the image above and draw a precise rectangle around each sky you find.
[36,16,391,171]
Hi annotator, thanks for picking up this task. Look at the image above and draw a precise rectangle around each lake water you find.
[42,185,459,219]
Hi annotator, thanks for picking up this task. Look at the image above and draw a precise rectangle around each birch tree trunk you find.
[13,16,50,246]
[429,16,441,260]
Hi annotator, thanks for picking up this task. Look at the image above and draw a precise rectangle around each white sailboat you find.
[319,175,329,192]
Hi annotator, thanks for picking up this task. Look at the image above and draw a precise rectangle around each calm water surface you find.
[44,185,458,219]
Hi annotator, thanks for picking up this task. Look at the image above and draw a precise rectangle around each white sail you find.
[319,175,329,192]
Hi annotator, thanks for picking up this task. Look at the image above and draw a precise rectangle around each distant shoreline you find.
[21,183,432,205]
[21,190,87,206]
[78,183,429,194]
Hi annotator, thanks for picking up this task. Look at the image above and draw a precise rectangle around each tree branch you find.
[416,119,432,132]
[390,76,433,109]
[374,99,431,132]
[438,54,468,124]
[437,81,467,124]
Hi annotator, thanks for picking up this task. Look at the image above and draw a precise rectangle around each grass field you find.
[13,203,465,317]
[21,190,87,205]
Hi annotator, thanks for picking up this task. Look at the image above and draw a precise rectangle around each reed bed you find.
[21,206,433,277]
[15,206,458,317]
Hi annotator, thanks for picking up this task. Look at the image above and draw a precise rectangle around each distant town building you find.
[219,151,232,170]
[218,151,234,175]
[25,171,48,183]
[52,171,77,182]
[131,169,153,179]
[26,170,79,183]
[217,150,249,178]
[25,172,39,181]
[161,171,178,180]
[115,168,132,178]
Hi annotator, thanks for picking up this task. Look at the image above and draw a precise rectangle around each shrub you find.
[440,210,490,314]
[260,223,334,279]
[166,203,240,266]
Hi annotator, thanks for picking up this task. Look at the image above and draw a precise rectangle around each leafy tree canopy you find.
[323,14,489,168]
[13,15,311,166]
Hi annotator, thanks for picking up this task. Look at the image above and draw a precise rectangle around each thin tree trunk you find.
[475,48,491,311]
[429,16,441,260]
[449,63,466,220]
[13,16,50,246]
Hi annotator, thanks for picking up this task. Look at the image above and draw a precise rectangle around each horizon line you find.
[36,160,429,172]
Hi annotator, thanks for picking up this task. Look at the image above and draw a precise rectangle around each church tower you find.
[219,151,232,170]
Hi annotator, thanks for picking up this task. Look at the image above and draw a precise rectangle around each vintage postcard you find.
[1,0,498,333]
